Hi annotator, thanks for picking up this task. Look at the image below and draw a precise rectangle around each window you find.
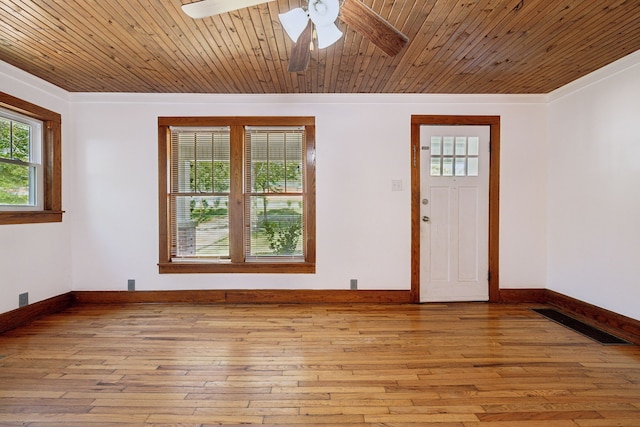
[158,117,315,273]
[430,135,480,177]
[0,92,62,224]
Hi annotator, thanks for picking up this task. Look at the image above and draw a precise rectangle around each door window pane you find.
[455,137,466,155]
[467,158,479,176]
[455,158,466,176]
[443,158,453,176]
[429,134,481,177]
[443,137,454,155]
[468,137,479,156]
[430,158,441,176]
[431,136,442,155]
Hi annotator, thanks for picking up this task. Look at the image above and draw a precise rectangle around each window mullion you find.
[229,124,245,263]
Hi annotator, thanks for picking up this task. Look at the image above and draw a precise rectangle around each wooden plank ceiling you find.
[0,0,639,94]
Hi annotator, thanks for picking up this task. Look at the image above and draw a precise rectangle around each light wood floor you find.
[1,303,639,426]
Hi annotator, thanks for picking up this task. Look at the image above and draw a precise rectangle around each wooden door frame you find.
[410,115,500,303]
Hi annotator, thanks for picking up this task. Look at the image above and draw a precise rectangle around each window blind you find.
[244,126,305,260]
[169,126,231,259]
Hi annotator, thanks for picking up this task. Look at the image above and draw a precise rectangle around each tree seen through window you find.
[0,115,36,206]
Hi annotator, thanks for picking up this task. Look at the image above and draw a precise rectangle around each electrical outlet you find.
[19,292,28,307]
[350,279,358,290]
[127,279,135,291]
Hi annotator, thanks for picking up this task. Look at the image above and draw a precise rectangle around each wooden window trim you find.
[0,92,63,225]
[158,116,316,274]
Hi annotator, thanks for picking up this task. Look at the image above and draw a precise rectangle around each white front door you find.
[419,125,490,302]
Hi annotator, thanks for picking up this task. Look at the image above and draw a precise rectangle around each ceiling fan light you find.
[315,22,343,49]
[279,8,309,43]
[182,0,276,19]
[308,0,340,27]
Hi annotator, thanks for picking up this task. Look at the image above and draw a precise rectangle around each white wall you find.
[547,51,640,320]
[2,49,638,320]
[0,62,73,313]
[68,93,548,293]
[0,58,551,315]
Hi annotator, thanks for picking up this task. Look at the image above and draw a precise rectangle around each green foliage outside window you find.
[185,158,304,255]
[263,210,302,255]
[189,161,230,225]
[0,118,32,205]
[252,161,303,255]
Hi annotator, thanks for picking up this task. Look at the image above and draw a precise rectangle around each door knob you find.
[422,216,430,223]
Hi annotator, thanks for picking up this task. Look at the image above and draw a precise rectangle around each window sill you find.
[159,261,315,274]
[0,210,64,225]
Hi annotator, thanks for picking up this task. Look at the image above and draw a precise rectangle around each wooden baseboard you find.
[500,288,640,345]
[72,289,412,305]
[545,290,640,345]
[499,288,548,304]
[0,292,74,335]
[4,289,638,345]
[72,290,227,305]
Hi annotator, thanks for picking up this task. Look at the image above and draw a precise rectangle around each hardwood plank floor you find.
[0,303,639,426]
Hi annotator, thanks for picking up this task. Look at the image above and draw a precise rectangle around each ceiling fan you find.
[182,0,409,72]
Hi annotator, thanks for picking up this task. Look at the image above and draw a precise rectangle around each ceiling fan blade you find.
[315,22,343,49]
[339,0,408,56]
[182,0,275,19]
[279,8,309,43]
[288,21,313,72]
